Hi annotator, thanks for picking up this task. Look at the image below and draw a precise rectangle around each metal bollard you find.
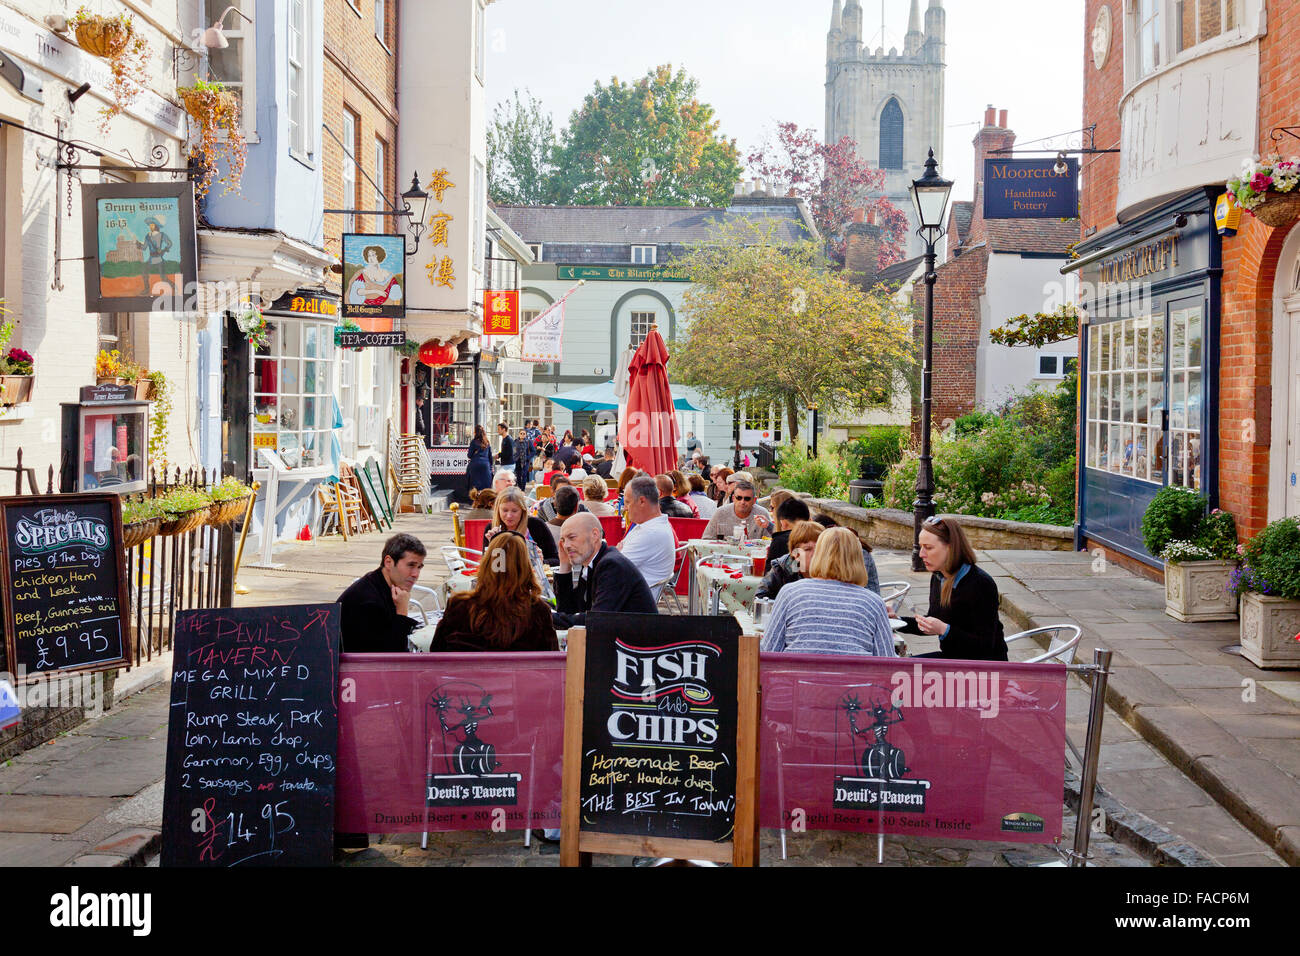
[1071,647,1113,867]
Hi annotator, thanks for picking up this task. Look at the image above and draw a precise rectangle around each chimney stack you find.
[984,104,996,127]
[972,105,1016,186]
[998,109,1008,128]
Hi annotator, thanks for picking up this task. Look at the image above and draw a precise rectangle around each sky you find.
[484,0,1085,205]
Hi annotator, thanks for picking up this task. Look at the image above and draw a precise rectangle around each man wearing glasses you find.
[701,479,771,540]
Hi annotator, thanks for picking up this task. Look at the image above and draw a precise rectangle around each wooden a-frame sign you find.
[560,614,761,867]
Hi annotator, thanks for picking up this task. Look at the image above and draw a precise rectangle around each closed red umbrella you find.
[618,326,680,477]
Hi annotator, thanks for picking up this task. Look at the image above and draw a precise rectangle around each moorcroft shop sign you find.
[1096,234,1178,285]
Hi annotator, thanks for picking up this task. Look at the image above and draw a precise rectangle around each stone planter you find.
[1164,559,1238,622]
[1239,592,1300,669]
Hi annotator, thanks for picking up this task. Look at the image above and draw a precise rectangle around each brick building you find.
[321,0,401,462]
[1074,0,1294,566]
[916,107,1080,433]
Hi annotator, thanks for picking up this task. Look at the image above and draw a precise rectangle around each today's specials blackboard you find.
[568,613,755,856]
[161,604,340,867]
[0,494,131,679]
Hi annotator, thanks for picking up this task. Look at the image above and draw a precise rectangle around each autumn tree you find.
[670,220,915,443]
[549,65,743,206]
[747,122,910,269]
[487,89,559,205]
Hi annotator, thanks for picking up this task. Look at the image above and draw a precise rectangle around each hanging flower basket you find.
[69,8,150,132]
[1229,157,1300,229]
[177,82,247,199]
[1250,191,1300,229]
[121,517,161,549]
[158,505,212,537]
[74,15,129,57]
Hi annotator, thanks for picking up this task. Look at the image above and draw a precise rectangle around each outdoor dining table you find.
[685,538,770,613]
[694,560,764,616]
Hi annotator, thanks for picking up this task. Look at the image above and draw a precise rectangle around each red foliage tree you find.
[748,123,910,270]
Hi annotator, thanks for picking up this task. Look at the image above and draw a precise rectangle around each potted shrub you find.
[177,80,247,199]
[0,346,33,406]
[1232,518,1300,669]
[1143,488,1239,622]
[69,7,150,132]
[95,349,125,386]
[120,361,155,400]
[1228,156,1300,228]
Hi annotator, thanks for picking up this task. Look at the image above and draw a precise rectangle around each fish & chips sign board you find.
[561,613,760,866]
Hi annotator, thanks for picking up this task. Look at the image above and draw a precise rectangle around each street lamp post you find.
[908,149,954,572]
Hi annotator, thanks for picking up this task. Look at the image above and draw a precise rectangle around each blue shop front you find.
[1070,188,1221,566]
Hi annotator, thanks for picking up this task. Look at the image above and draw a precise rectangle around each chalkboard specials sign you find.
[561,613,760,866]
[161,604,341,867]
[0,493,131,679]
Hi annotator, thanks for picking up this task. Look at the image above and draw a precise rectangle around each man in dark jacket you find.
[336,533,427,652]
[553,513,656,628]
[496,422,514,469]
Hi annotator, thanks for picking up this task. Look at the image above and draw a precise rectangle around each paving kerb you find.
[989,550,1300,866]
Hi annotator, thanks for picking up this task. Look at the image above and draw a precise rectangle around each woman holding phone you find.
[896,516,1007,661]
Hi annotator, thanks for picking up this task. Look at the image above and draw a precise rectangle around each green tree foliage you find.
[669,219,915,443]
[879,375,1080,525]
[989,304,1080,348]
[549,65,743,206]
[487,89,559,205]
[777,446,856,500]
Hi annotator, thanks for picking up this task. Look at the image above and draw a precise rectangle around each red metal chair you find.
[464,518,491,552]
[599,514,624,546]
[667,517,708,595]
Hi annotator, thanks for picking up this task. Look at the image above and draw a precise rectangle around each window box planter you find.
[0,374,32,406]
[1239,592,1300,670]
[1164,559,1238,622]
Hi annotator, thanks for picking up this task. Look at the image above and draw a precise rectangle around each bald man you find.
[553,512,657,629]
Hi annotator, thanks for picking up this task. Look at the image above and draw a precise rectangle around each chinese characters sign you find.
[484,290,519,336]
[425,169,456,291]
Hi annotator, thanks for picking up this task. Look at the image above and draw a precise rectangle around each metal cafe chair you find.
[652,575,685,615]
[1003,625,1083,665]
[878,581,912,614]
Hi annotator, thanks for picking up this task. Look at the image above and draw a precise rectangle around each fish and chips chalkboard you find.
[161,604,341,867]
[561,613,760,866]
[0,494,131,679]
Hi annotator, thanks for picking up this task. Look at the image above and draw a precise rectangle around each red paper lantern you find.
[418,339,457,367]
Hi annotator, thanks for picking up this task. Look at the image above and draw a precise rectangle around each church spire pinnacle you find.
[905,0,923,54]
[830,0,842,32]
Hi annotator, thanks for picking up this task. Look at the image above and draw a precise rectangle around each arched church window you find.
[879,98,904,170]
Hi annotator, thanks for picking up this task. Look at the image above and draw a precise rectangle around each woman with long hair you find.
[466,423,493,493]
[897,516,1006,661]
[483,487,558,570]
[761,528,895,657]
[431,532,558,652]
[709,466,733,504]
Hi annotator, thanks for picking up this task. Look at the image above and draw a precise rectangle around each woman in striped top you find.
[760,528,896,658]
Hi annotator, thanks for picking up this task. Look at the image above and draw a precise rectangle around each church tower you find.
[826,0,946,258]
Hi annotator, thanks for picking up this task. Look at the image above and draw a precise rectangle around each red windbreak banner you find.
[335,653,1066,843]
[758,656,1067,843]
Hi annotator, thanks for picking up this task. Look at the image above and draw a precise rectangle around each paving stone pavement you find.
[967,548,1299,865]
[0,514,1282,867]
